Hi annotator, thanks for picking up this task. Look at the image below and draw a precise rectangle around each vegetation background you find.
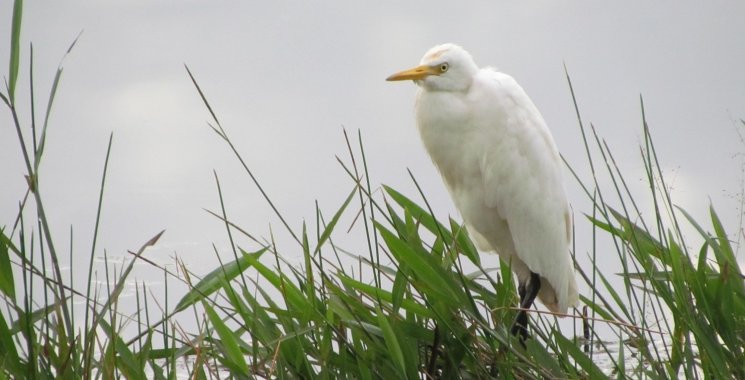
[2,1,744,379]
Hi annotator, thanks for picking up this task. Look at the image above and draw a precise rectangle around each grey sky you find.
[2,2,744,315]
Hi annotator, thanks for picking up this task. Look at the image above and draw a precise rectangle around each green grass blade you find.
[338,274,434,318]
[0,89,8,107]
[615,335,626,379]
[375,306,407,377]
[240,285,281,343]
[593,267,632,321]
[34,28,83,170]
[173,247,267,313]
[709,205,743,276]
[0,311,22,377]
[34,65,61,169]
[0,230,15,301]
[85,230,164,368]
[202,301,250,376]
[681,206,745,299]
[376,222,467,306]
[8,0,23,103]
[99,231,164,316]
[524,338,566,378]
[9,302,58,335]
[449,218,480,266]
[243,250,313,315]
[391,269,407,313]
[315,188,356,255]
[99,318,147,379]
[137,331,154,375]
[383,185,453,244]
[554,333,607,378]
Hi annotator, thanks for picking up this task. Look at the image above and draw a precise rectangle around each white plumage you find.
[387,43,578,321]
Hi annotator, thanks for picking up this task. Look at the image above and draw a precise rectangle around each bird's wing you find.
[475,71,577,312]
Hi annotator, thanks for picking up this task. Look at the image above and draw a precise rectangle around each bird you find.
[386,43,578,341]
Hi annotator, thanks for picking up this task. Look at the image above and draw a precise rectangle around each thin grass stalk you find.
[566,78,647,331]
[357,130,384,290]
[103,251,116,377]
[212,171,250,299]
[68,225,76,375]
[135,281,142,355]
[5,26,88,376]
[405,169,492,351]
[589,189,598,358]
[343,129,382,291]
[314,203,329,302]
[642,98,689,254]
[19,218,34,377]
[82,133,114,377]
[184,65,302,247]
[163,266,170,377]
[563,69,649,374]
[29,43,37,166]
[590,129,672,374]
[626,108,672,374]
[8,59,74,348]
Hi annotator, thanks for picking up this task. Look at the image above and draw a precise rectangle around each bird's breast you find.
[416,95,476,185]
[415,88,505,189]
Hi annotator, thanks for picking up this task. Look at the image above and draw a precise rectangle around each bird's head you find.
[386,43,478,92]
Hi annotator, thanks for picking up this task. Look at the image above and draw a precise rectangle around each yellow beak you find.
[386,65,439,81]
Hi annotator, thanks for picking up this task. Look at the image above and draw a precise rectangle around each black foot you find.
[510,272,541,344]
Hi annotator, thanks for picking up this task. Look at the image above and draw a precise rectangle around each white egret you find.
[387,43,578,340]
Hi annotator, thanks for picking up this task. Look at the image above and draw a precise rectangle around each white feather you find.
[393,43,578,313]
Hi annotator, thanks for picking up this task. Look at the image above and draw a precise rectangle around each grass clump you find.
[2,2,744,379]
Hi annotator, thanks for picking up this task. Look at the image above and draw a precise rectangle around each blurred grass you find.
[2,3,745,379]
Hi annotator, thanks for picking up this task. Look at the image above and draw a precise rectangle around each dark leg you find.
[511,272,541,342]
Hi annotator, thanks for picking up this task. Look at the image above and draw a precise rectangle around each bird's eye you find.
[439,63,449,73]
